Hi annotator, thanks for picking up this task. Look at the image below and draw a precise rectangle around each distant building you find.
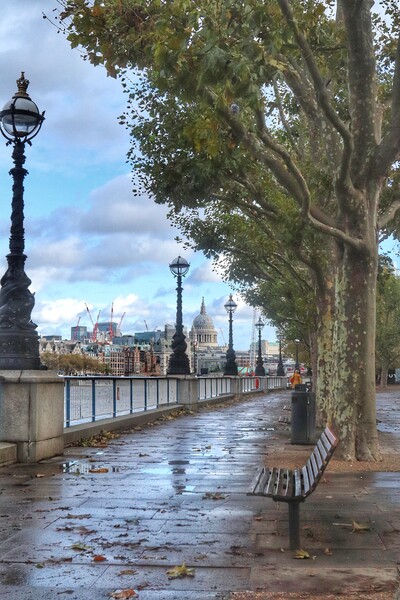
[41,335,63,342]
[135,330,163,344]
[70,325,88,342]
[190,298,218,348]
[249,340,279,358]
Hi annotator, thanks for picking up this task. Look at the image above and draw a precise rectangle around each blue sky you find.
[1,2,397,353]
[0,0,277,350]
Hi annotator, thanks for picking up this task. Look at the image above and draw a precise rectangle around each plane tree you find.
[57,1,400,460]
[375,258,400,387]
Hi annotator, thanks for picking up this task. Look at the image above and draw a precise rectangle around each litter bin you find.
[291,390,316,444]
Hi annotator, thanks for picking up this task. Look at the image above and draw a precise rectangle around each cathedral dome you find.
[190,298,218,347]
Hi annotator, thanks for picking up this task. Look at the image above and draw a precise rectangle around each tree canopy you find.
[56,0,400,460]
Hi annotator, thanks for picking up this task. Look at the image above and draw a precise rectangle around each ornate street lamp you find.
[0,73,45,369]
[167,256,191,375]
[294,338,300,371]
[223,294,238,376]
[276,331,285,376]
[254,316,266,376]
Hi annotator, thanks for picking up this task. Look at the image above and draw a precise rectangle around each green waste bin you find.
[291,390,316,444]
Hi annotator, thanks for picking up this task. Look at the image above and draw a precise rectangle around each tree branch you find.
[277,0,354,190]
[372,34,400,178]
[378,199,400,230]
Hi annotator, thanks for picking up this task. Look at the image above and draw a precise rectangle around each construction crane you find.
[219,328,226,346]
[109,302,114,341]
[117,312,126,335]
[85,304,100,342]
[93,310,101,342]
[85,303,95,337]
[144,320,149,331]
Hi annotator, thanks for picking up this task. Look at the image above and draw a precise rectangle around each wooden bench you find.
[247,426,338,550]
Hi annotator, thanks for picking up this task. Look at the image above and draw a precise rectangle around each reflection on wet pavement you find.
[0,390,399,599]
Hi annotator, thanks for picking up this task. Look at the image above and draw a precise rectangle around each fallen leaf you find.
[351,520,370,533]
[70,543,92,551]
[118,569,137,576]
[93,554,107,562]
[324,548,333,556]
[89,468,109,474]
[35,474,45,478]
[202,492,226,500]
[110,590,137,599]
[294,549,310,559]
[166,562,195,579]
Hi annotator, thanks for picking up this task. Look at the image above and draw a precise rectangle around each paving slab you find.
[0,389,399,598]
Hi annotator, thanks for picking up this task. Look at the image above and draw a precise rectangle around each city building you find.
[189,298,219,348]
[70,325,88,342]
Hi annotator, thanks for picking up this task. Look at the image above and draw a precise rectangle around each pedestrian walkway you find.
[0,389,399,599]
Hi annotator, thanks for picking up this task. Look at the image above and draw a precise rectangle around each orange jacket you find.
[289,371,302,389]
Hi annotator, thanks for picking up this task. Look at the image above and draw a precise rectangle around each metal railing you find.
[197,376,231,400]
[64,376,179,427]
[64,375,287,428]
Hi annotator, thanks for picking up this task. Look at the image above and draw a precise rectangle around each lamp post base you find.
[0,330,41,370]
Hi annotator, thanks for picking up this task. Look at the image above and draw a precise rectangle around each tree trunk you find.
[380,361,389,389]
[329,241,379,461]
[315,281,335,427]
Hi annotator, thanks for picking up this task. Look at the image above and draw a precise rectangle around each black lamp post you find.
[254,316,265,376]
[167,256,191,375]
[192,340,198,375]
[276,331,285,376]
[0,73,45,369]
[223,294,238,376]
[294,338,300,371]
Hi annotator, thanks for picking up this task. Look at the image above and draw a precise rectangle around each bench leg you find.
[288,502,300,550]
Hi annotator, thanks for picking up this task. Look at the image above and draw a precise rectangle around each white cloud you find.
[0,0,268,351]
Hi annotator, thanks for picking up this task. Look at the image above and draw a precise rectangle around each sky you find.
[0,2,398,354]
[0,0,278,351]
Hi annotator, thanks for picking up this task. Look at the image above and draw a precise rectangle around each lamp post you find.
[192,340,198,375]
[167,256,191,375]
[276,331,285,376]
[223,294,238,376]
[0,73,45,369]
[294,338,300,371]
[254,316,266,376]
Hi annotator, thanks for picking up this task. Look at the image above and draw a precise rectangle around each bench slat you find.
[294,469,302,497]
[275,468,293,498]
[309,453,319,479]
[313,445,324,470]
[317,438,328,462]
[301,464,311,496]
[306,461,316,491]
[248,466,270,495]
[324,426,338,447]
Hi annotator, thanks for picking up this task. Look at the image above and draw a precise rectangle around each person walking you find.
[289,368,302,389]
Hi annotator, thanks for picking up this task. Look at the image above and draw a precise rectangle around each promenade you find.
[0,388,399,599]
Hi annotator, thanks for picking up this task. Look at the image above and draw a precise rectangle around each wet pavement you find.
[0,389,399,599]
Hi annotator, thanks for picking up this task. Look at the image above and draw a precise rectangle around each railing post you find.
[173,375,198,409]
[112,379,117,418]
[130,378,133,414]
[91,379,96,422]
[65,379,71,428]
